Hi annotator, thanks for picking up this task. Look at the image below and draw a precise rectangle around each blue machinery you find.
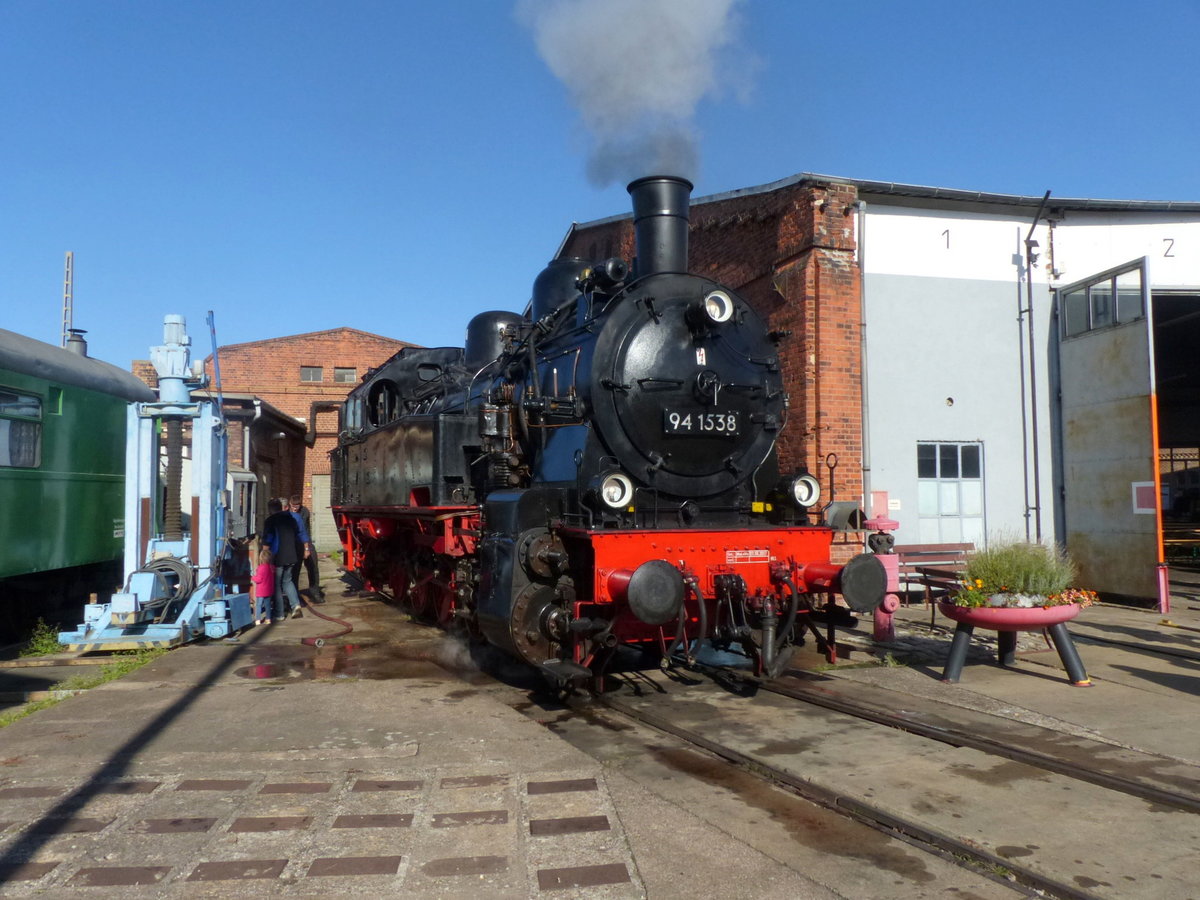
[59,315,254,650]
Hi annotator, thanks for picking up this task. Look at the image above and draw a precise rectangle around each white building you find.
[856,179,1200,603]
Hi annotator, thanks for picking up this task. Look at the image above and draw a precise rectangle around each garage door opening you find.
[1152,291,1200,603]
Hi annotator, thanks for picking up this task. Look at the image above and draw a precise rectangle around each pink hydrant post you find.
[865,491,900,643]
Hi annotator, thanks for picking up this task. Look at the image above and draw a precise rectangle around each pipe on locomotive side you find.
[628,175,693,277]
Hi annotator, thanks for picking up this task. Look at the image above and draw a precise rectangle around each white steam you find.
[517,0,750,185]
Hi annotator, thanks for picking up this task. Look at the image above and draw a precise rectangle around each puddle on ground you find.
[234,641,454,682]
[231,634,510,684]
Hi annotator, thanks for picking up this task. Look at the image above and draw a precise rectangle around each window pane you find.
[300,366,323,383]
[0,389,41,419]
[961,444,981,478]
[939,482,960,515]
[917,443,936,478]
[1090,281,1114,329]
[918,481,939,515]
[334,367,357,384]
[0,419,40,467]
[961,517,985,545]
[1116,269,1143,323]
[918,517,941,543]
[1063,288,1088,336]
[961,481,983,515]
[941,517,963,542]
[939,444,959,478]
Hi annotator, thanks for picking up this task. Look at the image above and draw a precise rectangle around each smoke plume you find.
[517,0,749,186]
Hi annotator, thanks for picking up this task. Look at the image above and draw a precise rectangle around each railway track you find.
[576,659,1198,900]
[756,670,1200,815]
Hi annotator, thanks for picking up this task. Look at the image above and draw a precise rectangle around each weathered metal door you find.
[1054,258,1164,603]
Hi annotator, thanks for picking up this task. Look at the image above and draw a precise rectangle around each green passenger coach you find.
[0,328,154,639]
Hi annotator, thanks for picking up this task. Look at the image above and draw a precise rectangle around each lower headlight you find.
[790,473,821,508]
[600,472,634,509]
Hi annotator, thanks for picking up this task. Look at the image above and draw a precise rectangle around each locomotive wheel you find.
[387,567,411,609]
[434,577,455,627]
[410,579,437,621]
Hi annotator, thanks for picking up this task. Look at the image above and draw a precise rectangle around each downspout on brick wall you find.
[856,200,870,507]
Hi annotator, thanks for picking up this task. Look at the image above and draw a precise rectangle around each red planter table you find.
[938,601,1090,685]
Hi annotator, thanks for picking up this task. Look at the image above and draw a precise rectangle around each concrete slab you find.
[7,568,1198,898]
[0,570,859,899]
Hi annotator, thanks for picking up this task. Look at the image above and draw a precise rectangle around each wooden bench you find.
[893,543,975,611]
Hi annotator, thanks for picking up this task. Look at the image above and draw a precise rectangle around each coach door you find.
[1053,258,1165,605]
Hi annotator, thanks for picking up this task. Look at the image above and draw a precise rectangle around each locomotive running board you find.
[540,659,593,685]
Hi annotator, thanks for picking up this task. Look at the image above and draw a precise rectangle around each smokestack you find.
[628,175,693,278]
[65,328,88,357]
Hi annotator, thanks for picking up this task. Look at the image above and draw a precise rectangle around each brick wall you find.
[203,328,412,507]
[131,359,157,390]
[562,179,865,540]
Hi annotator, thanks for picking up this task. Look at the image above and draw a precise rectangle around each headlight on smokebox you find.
[702,290,734,324]
[597,471,634,510]
[687,290,735,331]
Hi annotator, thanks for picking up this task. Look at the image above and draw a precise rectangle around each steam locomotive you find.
[331,176,884,684]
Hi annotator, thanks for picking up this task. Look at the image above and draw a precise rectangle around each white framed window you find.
[916,441,984,545]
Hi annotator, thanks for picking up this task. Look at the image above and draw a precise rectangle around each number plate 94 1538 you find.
[663,409,740,436]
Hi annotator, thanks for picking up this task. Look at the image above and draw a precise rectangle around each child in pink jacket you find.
[251,546,275,625]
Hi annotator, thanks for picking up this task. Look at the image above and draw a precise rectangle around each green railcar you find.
[0,329,154,639]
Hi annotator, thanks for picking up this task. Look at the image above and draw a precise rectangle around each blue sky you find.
[2,0,1197,369]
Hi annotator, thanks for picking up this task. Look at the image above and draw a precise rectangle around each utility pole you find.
[61,251,74,347]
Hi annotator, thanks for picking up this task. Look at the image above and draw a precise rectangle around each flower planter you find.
[938,602,1089,686]
[938,601,1082,631]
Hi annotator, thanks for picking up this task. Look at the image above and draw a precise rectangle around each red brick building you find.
[203,328,412,546]
[562,178,865,524]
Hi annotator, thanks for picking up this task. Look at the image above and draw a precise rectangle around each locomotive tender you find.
[332,176,885,682]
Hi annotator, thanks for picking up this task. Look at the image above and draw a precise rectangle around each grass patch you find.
[18,618,63,657]
[0,648,167,729]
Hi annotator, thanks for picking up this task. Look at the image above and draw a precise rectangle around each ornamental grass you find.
[953,538,1097,608]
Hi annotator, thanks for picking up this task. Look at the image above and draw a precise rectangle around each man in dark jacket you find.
[289,493,322,600]
[262,498,303,621]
